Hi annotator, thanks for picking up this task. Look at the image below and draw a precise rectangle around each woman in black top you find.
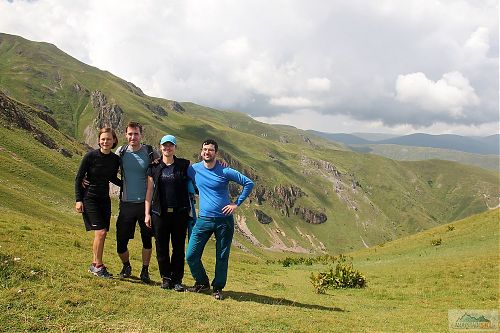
[145,134,191,291]
[75,127,121,278]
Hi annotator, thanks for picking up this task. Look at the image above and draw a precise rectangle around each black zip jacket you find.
[148,155,190,216]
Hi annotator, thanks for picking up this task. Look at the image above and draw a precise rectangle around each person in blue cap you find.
[144,134,191,291]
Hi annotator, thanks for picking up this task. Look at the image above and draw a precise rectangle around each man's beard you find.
[203,155,215,163]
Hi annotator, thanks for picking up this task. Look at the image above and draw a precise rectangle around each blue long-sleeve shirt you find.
[188,162,254,218]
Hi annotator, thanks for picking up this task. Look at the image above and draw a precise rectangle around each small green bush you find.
[278,254,337,267]
[431,238,442,246]
[310,258,367,294]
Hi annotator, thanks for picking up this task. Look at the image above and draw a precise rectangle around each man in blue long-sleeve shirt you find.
[186,139,254,300]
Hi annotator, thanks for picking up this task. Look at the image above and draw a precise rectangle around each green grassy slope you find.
[1,195,497,332]
[0,32,499,255]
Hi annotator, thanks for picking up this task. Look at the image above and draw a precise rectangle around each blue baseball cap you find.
[160,134,176,145]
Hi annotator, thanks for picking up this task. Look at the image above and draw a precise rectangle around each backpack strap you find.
[145,144,155,164]
[117,144,129,200]
[119,144,129,157]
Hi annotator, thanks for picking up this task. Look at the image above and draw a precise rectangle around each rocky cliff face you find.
[143,102,167,117]
[91,90,124,130]
[169,101,185,113]
[0,91,72,157]
[254,209,273,224]
[293,206,327,224]
[268,184,305,217]
[84,90,124,147]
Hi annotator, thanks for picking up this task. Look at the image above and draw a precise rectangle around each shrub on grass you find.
[431,238,442,246]
[310,257,366,294]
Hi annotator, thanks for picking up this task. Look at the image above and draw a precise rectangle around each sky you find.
[0,0,498,136]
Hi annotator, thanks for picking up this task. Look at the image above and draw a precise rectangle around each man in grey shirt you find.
[115,122,159,283]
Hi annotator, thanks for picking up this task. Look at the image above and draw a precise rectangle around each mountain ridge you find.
[1,32,499,254]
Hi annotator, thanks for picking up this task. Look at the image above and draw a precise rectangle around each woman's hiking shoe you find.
[88,264,98,274]
[119,264,132,278]
[140,267,151,284]
[186,283,210,293]
[90,265,113,278]
[213,289,223,300]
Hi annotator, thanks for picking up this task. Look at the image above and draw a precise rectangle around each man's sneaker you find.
[94,266,113,278]
[161,277,172,289]
[213,289,223,300]
[119,264,132,278]
[173,283,185,292]
[140,267,151,284]
[186,283,210,293]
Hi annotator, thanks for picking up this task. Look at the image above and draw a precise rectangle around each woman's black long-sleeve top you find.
[75,149,121,201]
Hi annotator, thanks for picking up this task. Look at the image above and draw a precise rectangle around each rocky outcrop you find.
[268,185,305,217]
[169,101,185,113]
[90,90,124,131]
[279,136,289,143]
[73,83,90,96]
[82,90,124,147]
[144,102,167,117]
[0,91,68,155]
[293,206,327,224]
[121,80,145,97]
[254,209,273,224]
[251,185,266,205]
[34,108,59,130]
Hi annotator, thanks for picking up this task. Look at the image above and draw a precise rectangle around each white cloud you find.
[269,96,318,108]
[253,110,499,136]
[306,77,331,92]
[0,0,497,134]
[395,71,480,117]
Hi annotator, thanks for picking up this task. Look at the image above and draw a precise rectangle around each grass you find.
[0,205,498,332]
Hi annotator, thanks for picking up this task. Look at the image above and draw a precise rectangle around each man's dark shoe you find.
[161,277,172,289]
[173,283,184,292]
[213,289,223,300]
[186,283,210,293]
[119,264,132,278]
[140,267,151,284]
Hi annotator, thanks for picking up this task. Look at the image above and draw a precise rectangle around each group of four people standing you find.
[75,122,254,300]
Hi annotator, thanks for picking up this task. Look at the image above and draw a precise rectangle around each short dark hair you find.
[98,127,118,149]
[202,139,218,152]
[126,121,143,134]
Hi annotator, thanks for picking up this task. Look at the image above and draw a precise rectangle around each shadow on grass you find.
[117,275,162,286]
[224,291,345,312]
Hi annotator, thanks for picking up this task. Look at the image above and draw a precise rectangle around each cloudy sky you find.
[1,0,498,135]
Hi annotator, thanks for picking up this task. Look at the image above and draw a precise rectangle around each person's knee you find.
[186,250,198,265]
[95,229,107,239]
[141,234,153,250]
[116,238,128,254]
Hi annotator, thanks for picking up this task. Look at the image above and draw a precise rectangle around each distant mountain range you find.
[308,131,499,155]
[308,131,499,171]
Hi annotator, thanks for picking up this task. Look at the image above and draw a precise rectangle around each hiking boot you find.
[173,283,185,292]
[186,283,210,293]
[94,266,113,278]
[140,267,151,284]
[213,289,223,300]
[161,277,172,289]
[119,264,132,278]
